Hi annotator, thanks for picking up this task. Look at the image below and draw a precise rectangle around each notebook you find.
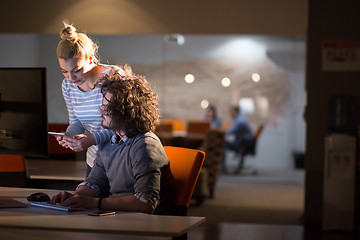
[0,196,28,208]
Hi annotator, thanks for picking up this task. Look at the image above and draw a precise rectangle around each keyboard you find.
[30,202,83,212]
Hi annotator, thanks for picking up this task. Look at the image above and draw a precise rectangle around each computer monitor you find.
[0,68,49,157]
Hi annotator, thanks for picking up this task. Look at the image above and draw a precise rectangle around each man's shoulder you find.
[236,115,249,123]
[131,132,161,144]
[98,140,112,151]
[100,132,159,149]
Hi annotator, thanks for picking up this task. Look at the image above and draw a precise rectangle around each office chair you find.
[164,146,205,240]
[164,146,205,215]
[0,154,27,187]
[235,123,265,174]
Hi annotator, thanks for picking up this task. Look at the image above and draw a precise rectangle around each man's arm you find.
[99,195,153,213]
[51,185,152,213]
[75,185,153,213]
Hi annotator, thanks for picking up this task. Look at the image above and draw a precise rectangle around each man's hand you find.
[60,194,98,209]
[50,191,74,205]
[50,191,97,209]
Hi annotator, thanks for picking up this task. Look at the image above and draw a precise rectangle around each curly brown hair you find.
[100,65,160,138]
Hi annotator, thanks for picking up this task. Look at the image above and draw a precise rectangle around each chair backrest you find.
[187,120,211,134]
[253,123,265,140]
[164,146,205,207]
[242,123,265,156]
[0,154,27,187]
[161,119,186,133]
[155,122,173,133]
[0,154,26,172]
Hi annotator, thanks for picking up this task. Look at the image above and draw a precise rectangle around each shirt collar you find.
[110,134,128,145]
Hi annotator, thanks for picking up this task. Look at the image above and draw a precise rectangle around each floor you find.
[186,168,359,240]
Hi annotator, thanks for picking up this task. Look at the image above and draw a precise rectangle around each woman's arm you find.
[62,79,85,135]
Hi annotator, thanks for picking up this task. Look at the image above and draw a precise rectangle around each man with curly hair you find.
[51,65,176,215]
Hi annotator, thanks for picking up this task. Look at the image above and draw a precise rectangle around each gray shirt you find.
[81,132,175,214]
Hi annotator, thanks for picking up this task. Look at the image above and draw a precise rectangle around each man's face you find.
[230,108,237,119]
[98,92,113,129]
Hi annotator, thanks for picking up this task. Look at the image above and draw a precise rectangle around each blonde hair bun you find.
[57,22,99,63]
[60,23,78,43]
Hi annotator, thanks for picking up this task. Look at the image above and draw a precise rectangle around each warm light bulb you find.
[221,77,231,87]
[252,73,260,82]
[201,99,209,109]
[185,74,195,84]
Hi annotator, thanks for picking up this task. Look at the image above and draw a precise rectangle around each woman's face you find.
[207,109,215,119]
[58,57,93,86]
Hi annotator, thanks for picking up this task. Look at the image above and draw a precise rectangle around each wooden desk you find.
[0,187,205,239]
[1,228,170,240]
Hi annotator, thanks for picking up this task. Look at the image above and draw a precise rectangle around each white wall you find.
[0,34,306,169]
[0,34,40,67]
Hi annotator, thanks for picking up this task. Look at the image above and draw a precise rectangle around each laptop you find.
[0,196,28,208]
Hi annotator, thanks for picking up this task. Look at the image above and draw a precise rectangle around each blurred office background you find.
[0,34,305,170]
[2,1,360,239]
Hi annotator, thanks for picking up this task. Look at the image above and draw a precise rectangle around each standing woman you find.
[55,23,123,176]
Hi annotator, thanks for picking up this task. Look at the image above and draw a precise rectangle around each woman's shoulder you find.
[100,64,125,76]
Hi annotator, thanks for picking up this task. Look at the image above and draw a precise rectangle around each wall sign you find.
[322,41,360,71]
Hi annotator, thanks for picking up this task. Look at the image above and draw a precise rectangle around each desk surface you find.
[26,159,86,181]
[0,187,205,239]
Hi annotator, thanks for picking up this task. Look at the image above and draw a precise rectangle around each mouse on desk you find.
[27,192,51,202]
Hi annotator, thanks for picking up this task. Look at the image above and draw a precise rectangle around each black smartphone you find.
[88,210,116,216]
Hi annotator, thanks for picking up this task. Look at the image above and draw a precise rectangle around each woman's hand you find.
[62,133,96,152]
[55,132,71,149]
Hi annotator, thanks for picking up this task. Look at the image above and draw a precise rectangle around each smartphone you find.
[48,131,66,137]
[88,211,116,216]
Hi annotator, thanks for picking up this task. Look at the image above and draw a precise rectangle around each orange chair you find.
[164,146,205,211]
[0,154,27,187]
[161,119,186,134]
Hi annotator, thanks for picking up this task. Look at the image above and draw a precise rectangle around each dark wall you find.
[305,0,360,230]
[0,0,307,35]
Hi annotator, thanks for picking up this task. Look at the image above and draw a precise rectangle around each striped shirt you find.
[62,64,123,167]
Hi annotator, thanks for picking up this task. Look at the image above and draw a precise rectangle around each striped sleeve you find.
[93,129,113,145]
